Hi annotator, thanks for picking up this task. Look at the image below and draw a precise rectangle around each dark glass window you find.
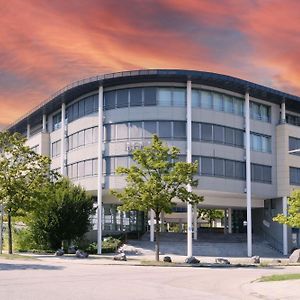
[213,125,224,143]
[225,160,234,178]
[144,87,157,106]
[235,130,244,147]
[290,167,300,185]
[201,157,213,175]
[130,88,143,107]
[214,158,224,176]
[225,127,234,145]
[192,123,200,140]
[104,91,116,110]
[85,96,94,115]
[116,89,129,108]
[201,124,212,141]
[144,121,157,138]
[173,122,186,139]
[105,124,116,141]
[78,100,85,117]
[289,137,300,156]
[158,121,172,138]
[72,102,79,120]
[235,161,245,179]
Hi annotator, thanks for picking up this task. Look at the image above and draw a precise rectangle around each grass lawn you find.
[259,273,300,282]
[0,253,36,260]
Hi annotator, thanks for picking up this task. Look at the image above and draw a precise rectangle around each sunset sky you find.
[1,0,300,129]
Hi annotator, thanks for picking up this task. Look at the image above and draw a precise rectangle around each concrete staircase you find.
[124,232,283,258]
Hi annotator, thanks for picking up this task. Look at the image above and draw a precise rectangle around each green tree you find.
[198,208,224,228]
[273,190,300,228]
[111,135,203,261]
[0,131,54,254]
[29,178,95,250]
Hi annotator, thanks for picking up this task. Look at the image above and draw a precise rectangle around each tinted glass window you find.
[144,121,157,138]
[173,89,185,107]
[104,91,116,110]
[235,161,245,179]
[85,128,93,144]
[192,123,200,140]
[201,157,213,175]
[224,95,233,113]
[192,90,200,107]
[116,123,128,140]
[235,130,244,147]
[85,96,94,114]
[130,88,143,107]
[159,121,172,138]
[201,124,212,141]
[130,122,143,139]
[173,122,186,139]
[116,89,129,108]
[225,160,234,178]
[144,87,157,106]
[225,127,234,145]
[78,100,85,117]
[214,158,224,176]
[213,93,223,111]
[213,125,224,143]
[158,88,172,106]
[85,160,93,176]
[201,91,212,109]
[290,167,300,185]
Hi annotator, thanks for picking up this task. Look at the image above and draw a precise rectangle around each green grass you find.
[0,253,37,260]
[259,273,300,282]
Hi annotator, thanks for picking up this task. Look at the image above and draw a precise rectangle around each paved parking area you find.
[0,256,299,299]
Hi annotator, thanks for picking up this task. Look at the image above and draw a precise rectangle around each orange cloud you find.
[0,0,299,128]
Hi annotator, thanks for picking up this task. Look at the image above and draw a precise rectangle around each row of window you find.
[67,155,271,184]
[287,114,300,127]
[51,87,271,131]
[197,156,272,183]
[68,127,98,151]
[289,136,300,156]
[105,121,271,153]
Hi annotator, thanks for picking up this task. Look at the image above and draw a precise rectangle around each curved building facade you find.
[8,69,300,255]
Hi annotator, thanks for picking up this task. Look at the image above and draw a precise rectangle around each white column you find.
[281,101,286,123]
[42,114,47,133]
[282,196,288,255]
[193,204,198,240]
[228,208,232,234]
[26,123,30,139]
[245,91,252,257]
[186,80,193,257]
[150,210,155,242]
[97,86,104,255]
[60,103,66,176]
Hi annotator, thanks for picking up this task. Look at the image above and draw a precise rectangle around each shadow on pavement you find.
[0,263,64,271]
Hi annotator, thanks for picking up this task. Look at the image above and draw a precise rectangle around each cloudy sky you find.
[1,0,300,128]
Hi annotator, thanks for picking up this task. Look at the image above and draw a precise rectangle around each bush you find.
[13,227,36,252]
[83,237,122,254]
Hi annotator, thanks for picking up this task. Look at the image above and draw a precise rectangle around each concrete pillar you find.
[42,114,47,133]
[282,196,288,255]
[245,90,252,257]
[97,86,104,254]
[193,204,198,240]
[26,123,30,139]
[150,210,155,242]
[228,208,232,234]
[186,79,193,257]
[281,101,286,124]
[60,103,66,176]
[167,223,170,232]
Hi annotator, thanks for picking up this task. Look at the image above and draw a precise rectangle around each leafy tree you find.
[29,178,95,250]
[111,135,203,261]
[273,190,300,228]
[198,208,224,228]
[0,131,54,254]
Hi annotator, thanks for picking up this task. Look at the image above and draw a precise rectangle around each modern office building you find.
[7,69,300,256]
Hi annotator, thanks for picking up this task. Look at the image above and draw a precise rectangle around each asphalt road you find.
[0,257,299,299]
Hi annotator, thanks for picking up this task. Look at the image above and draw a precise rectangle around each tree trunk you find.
[8,212,13,254]
[155,212,160,262]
